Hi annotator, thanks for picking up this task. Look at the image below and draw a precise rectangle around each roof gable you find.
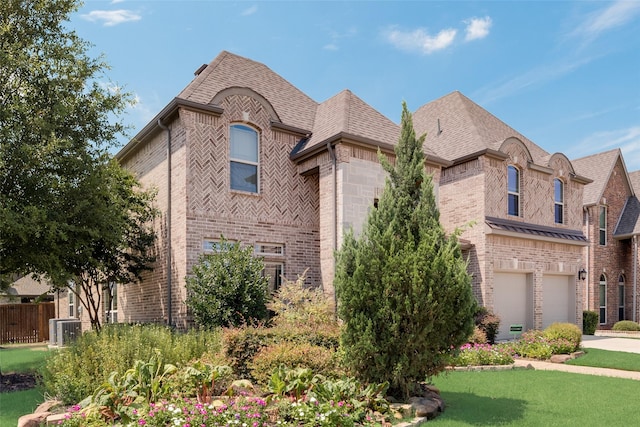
[573,149,632,206]
[413,91,549,163]
[178,51,318,131]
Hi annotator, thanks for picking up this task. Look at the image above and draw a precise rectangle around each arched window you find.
[554,179,564,224]
[618,275,625,321]
[599,274,607,324]
[508,165,520,216]
[230,124,259,193]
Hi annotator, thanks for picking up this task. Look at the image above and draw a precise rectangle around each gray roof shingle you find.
[572,149,622,206]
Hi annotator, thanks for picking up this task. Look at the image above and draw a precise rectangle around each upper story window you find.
[554,179,564,224]
[230,124,259,193]
[599,206,607,245]
[507,165,520,216]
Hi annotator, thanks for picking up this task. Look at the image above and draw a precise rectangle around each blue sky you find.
[71,1,640,170]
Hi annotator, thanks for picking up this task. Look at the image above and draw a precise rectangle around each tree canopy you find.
[334,102,476,399]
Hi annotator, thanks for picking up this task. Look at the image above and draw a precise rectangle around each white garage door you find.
[493,273,532,340]
[542,275,576,329]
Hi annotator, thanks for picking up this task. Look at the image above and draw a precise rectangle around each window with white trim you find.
[508,165,520,216]
[230,124,259,193]
[203,239,236,253]
[618,275,625,321]
[554,179,564,224]
[599,274,607,324]
[68,289,75,318]
[256,243,285,292]
[599,206,607,245]
[103,282,118,324]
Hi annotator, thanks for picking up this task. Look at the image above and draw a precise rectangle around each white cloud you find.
[81,9,141,26]
[111,0,126,4]
[323,43,339,51]
[576,127,640,170]
[323,27,357,52]
[384,26,457,54]
[241,5,258,16]
[464,16,492,41]
[571,1,640,41]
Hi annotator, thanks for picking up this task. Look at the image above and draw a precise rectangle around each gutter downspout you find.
[158,119,172,327]
[634,235,637,322]
[327,143,337,314]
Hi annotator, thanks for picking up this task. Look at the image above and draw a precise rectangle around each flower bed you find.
[451,343,514,367]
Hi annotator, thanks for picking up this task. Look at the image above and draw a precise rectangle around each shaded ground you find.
[0,373,37,393]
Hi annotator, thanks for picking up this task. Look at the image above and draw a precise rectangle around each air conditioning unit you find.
[56,320,81,347]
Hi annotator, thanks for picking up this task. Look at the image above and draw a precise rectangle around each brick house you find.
[55,51,638,337]
[574,149,639,328]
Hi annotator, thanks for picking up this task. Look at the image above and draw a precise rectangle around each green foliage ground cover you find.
[565,348,640,372]
[430,370,640,426]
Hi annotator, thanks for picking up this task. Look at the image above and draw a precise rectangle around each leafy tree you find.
[334,102,476,399]
[50,156,157,331]
[0,0,132,289]
[186,239,269,328]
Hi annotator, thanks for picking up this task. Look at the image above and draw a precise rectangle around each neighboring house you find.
[59,51,639,337]
[573,149,639,328]
[1,275,53,305]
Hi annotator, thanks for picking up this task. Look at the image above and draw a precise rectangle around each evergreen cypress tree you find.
[335,102,476,399]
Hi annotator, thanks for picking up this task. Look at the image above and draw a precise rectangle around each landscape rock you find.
[34,400,62,414]
[17,412,50,427]
[410,397,441,418]
[550,354,573,363]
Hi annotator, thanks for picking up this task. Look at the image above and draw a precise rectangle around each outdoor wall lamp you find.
[579,268,587,281]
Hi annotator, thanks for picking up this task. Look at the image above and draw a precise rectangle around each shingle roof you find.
[628,170,640,194]
[2,275,52,297]
[485,216,587,242]
[572,149,622,206]
[413,91,550,163]
[178,51,318,131]
[614,196,640,237]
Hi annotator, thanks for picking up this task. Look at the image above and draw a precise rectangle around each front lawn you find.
[0,345,50,426]
[566,348,640,372]
[430,369,640,425]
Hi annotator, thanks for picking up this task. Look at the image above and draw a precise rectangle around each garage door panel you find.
[493,273,531,340]
[542,275,576,329]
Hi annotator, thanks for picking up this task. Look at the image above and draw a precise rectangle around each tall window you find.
[230,124,259,193]
[508,165,520,216]
[554,179,564,224]
[599,274,607,324]
[256,243,284,292]
[68,289,75,318]
[103,283,118,324]
[618,275,625,321]
[599,206,607,245]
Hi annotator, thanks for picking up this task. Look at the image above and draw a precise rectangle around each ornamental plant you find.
[186,238,269,328]
[334,102,476,399]
[452,343,514,366]
[612,320,640,331]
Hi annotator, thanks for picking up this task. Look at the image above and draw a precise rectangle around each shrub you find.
[334,103,475,399]
[248,342,339,385]
[583,311,599,335]
[469,326,487,344]
[186,238,269,328]
[41,324,222,404]
[222,322,340,380]
[451,343,514,366]
[612,320,640,331]
[509,330,553,360]
[474,307,501,344]
[543,322,581,352]
[268,269,335,328]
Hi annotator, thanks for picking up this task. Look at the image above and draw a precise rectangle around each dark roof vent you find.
[194,64,208,76]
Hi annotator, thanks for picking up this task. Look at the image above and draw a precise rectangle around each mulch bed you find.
[0,373,37,393]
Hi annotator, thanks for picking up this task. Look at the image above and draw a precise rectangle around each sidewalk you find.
[513,359,640,381]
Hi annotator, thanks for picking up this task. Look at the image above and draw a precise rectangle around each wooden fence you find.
[0,302,55,344]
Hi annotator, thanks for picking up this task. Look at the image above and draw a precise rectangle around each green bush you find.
[186,238,269,328]
[508,330,553,360]
[248,342,339,385]
[451,343,514,366]
[41,324,222,404]
[469,326,487,344]
[543,322,581,352]
[223,323,340,380]
[612,320,640,331]
[583,311,599,335]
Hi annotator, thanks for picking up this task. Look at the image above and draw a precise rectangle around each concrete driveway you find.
[581,335,640,354]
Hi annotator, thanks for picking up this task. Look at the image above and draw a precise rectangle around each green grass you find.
[429,370,640,426]
[0,345,50,426]
[0,345,51,373]
[565,348,640,372]
[0,388,45,426]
